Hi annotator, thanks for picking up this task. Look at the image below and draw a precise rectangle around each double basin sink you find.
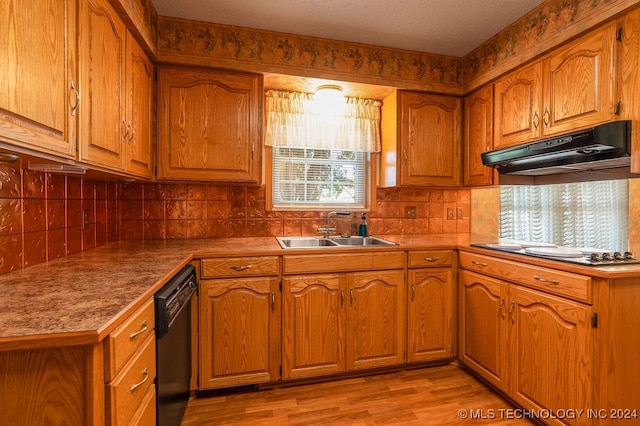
[276,236,398,249]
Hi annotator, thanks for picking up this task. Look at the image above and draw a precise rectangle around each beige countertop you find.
[1,234,638,351]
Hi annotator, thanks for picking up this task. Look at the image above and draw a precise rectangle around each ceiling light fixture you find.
[313,84,345,115]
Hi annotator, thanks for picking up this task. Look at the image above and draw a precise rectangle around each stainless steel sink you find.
[276,236,397,249]
[277,237,339,248]
[330,236,398,247]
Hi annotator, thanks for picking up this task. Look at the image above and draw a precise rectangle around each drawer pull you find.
[130,367,149,393]
[129,320,147,340]
[423,257,440,262]
[533,275,559,285]
[230,265,253,272]
[472,260,488,267]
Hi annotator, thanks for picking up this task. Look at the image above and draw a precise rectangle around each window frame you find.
[266,146,378,212]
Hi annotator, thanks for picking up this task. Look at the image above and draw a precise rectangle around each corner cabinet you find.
[0,0,77,158]
[381,91,462,187]
[494,21,617,148]
[157,66,263,183]
[198,256,280,390]
[463,85,494,186]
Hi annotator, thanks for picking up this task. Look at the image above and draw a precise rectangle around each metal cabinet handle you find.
[411,284,415,301]
[543,108,550,127]
[70,80,80,116]
[532,110,539,129]
[533,275,559,285]
[230,265,252,272]
[499,298,505,319]
[340,289,344,307]
[471,260,487,267]
[350,288,354,305]
[403,150,408,162]
[128,121,136,143]
[129,320,147,340]
[130,367,149,392]
[271,292,275,312]
[509,302,516,324]
[122,118,129,142]
[423,257,440,262]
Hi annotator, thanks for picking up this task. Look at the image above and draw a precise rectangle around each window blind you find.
[499,180,629,251]
[272,147,368,209]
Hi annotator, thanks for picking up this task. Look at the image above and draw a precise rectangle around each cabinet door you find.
[494,61,543,148]
[463,85,494,186]
[398,92,462,187]
[542,23,616,137]
[124,32,153,178]
[407,268,454,362]
[199,278,280,389]
[282,275,346,380]
[78,0,126,169]
[0,0,76,158]
[346,270,405,370]
[508,285,593,421]
[157,66,262,183]
[459,270,509,392]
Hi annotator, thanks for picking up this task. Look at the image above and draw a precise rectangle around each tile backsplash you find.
[0,163,471,274]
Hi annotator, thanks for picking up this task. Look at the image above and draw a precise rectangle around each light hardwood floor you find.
[181,364,534,425]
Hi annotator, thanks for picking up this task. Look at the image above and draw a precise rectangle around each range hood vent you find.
[482,121,631,176]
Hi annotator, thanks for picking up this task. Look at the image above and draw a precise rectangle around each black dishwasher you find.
[155,264,198,426]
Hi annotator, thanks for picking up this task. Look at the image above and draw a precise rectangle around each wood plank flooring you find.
[181,364,534,425]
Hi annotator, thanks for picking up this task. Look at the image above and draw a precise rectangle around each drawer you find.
[201,256,279,278]
[105,298,154,379]
[408,250,453,268]
[283,251,405,274]
[107,334,156,426]
[129,386,156,426]
[459,251,592,303]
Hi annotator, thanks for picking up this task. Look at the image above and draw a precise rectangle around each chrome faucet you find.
[317,211,351,238]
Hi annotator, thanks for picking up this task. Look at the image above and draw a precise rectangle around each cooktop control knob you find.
[624,251,636,260]
[602,252,614,261]
[590,253,602,262]
[614,252,625,260]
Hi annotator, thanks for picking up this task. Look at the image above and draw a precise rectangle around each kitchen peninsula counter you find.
[2,234,639,351]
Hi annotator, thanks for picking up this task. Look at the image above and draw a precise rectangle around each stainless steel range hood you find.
[482,121,631,176]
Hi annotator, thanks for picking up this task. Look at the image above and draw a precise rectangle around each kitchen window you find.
[265,89,380,211]
[499,180,629,250]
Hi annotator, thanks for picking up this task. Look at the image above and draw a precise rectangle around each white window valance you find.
[265,89,381,152]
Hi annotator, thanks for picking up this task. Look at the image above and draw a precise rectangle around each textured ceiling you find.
[153,0,545,57]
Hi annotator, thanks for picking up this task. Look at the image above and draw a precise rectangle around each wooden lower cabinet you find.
[460,257,595,426]
[282,269,406,380]
[199,277,280,390]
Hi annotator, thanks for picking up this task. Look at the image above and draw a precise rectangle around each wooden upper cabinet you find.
[494,22,617,148]
[494,61,543,148]
[124,32,153,178]
[0,0,77,158]
[78,0,127,169]
[381,91,462,187]
[463,85,494,186]
[542,22,616,136]
[157,66,263,183]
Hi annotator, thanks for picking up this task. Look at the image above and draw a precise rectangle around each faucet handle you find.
[317,226,336,234]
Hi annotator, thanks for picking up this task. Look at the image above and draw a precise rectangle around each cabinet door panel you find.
[199,278,279,389]
[494,62,542,147]
[407,269,454,362]
[398,92,461,187]
[125,33,153,178]
[459,270,508,392]
[157,66,262,182]
[282,275,345,379]
[78,0,126,169]
[464,85,494,186]
[0,0,76,158]
[509,285,593,420]
[543,23,615,136]
[346,270,405,370]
